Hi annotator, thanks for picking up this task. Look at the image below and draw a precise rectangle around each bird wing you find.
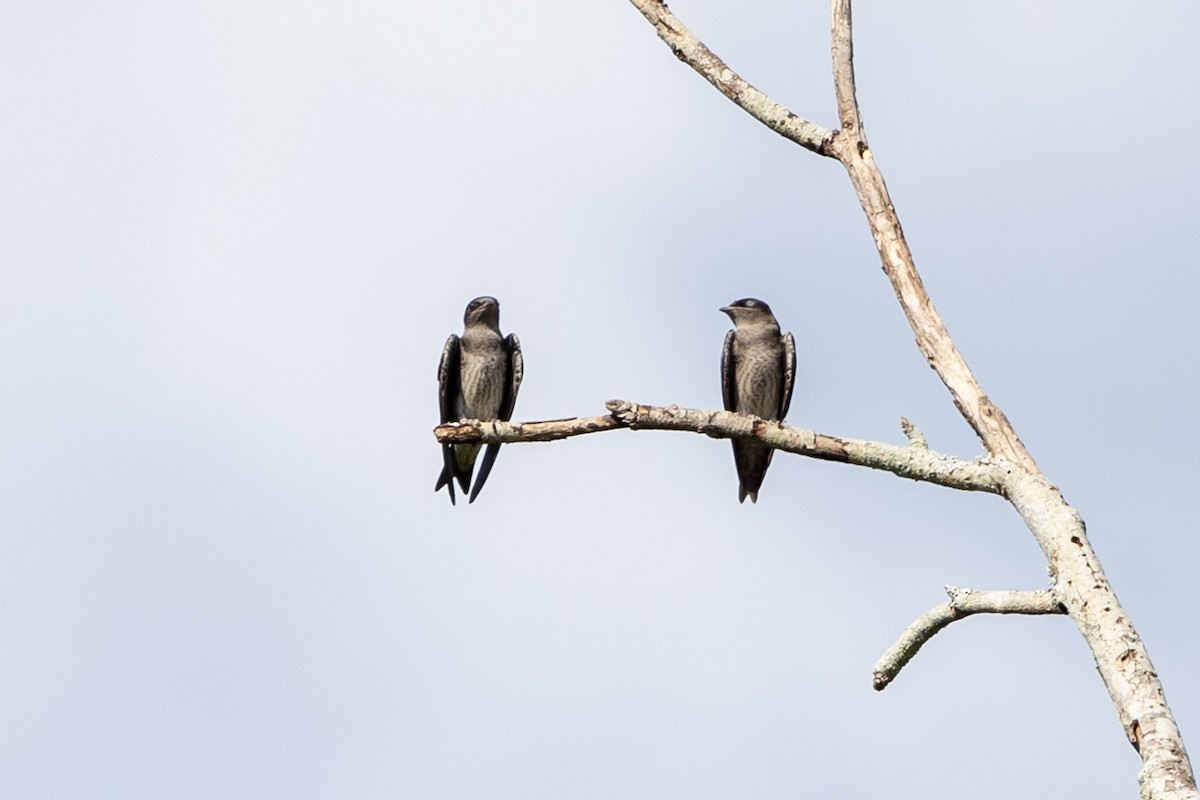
[780,331,796,418]
[721,330,736,412]
[499,333,523,421]
[438,335,461,424]
[436,335,462,504]
[469,333,522,504]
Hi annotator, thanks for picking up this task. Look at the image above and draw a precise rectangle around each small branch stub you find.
[899,417,927,449]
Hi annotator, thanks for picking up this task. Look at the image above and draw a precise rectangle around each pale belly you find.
[735,361,781,419]
[456,356,505,421]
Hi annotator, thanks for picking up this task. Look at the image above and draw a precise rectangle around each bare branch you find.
[830,0,862,138]
[942,585,1064,614]
[872,586,1064,690]
[626,0,835,155]
[831,141,1038,472]
[436,400,1009,495]
[825,1,1037,471]
[435,412,623,444]
[1005,473,1197,797]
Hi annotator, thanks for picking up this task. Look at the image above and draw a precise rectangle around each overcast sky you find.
[3,1,1198,798]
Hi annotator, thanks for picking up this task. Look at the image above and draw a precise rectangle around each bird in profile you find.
[436,296,523,505]
[720,298,796,503]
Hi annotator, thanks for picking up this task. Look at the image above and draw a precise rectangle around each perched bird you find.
[720,298,796,503]
[436,296,523,505]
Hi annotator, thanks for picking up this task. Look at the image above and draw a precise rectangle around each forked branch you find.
[629,0,1033,471]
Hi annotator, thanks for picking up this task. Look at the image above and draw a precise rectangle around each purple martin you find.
[436,296,523,505]
[720,298,796,503]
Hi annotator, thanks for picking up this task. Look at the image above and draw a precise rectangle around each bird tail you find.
[435,445,460,505]
[454,460,475,494]
[435,463,457,506]
[468,444,503,504]
[732,441,771,505]
[738,485,759,504]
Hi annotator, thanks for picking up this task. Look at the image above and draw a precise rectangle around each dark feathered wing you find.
[720,330,736,412]
[780,331,796,418]
[499,334,523,420]
[720,328,754,502]
[438,335,461,424]
[468,333,523,504]
[435,334,461,505]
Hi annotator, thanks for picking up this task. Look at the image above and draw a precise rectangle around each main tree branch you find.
[437,400,1008,494]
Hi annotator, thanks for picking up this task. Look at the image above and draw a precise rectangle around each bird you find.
[720,298,796,503]
[436,296,523,505]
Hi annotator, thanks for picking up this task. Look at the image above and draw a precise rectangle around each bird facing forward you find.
[720,298,796,503]
[436,296,523,505]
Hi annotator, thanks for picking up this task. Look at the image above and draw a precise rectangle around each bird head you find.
[720,297,778,328]
[463,296,501,330]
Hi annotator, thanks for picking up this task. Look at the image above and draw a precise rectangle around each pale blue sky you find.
[2,1,1198,797]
